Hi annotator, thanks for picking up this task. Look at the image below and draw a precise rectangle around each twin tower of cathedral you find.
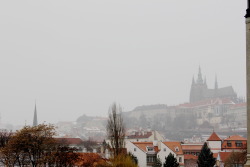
[189,67,237,103]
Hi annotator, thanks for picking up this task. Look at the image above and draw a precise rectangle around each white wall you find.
[126,141,147,167]
[158,142,184,166]
[207,141,221,153]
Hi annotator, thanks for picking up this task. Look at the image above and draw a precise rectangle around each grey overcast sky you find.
[0,0,246,125]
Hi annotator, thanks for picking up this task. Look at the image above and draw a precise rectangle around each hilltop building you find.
[190,67,237,103]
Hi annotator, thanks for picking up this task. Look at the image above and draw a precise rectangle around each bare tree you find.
[106,103,125,156]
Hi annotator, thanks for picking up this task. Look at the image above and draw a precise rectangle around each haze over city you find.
[0,0,246,125]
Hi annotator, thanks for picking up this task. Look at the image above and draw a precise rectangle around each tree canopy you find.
[197,142,216,167]
[0,124,80,167]
[106,103,125,156]
[163,152,179,167]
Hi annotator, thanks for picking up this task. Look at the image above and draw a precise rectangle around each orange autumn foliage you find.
[76,153,106,167]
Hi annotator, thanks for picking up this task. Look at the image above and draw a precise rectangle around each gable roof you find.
[163,141,183,155]
[207,132,221,141]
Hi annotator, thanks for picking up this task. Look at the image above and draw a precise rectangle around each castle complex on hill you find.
[190,67,237,103]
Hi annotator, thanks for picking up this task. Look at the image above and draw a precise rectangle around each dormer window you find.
[175,147,179,152]
[147,147,154,151]
[236,141,242,147]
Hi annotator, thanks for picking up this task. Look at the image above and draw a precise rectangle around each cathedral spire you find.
[197,66,203,84]
[33,102,38,126]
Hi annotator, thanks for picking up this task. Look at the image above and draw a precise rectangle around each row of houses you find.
[125,131,247,167]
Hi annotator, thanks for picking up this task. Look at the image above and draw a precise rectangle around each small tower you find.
[206,131,222,153]
[33,103,38,126]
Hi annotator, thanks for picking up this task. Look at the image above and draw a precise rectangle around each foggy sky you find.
[0,0,246,125]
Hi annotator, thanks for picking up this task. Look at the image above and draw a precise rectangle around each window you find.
[236,141,243,147]
[134,148,136,152]
[147,156,156,163]
[147,147,154,151]
[227,141,232,147]
[179,157,182,163]
[164,148,166,152]
[175,147,179,152]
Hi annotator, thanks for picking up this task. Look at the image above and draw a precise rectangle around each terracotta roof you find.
[55,138,83,145]
[184,154,198,160]
[207,132,221,141]
[222,136,247,150]
[182,144,203,151]
[132,142,158,153]
[224,135,247,141]
[163,142,183,155]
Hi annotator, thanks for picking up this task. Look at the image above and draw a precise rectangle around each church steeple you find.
[33,102,38,126]
[197,66,203,84]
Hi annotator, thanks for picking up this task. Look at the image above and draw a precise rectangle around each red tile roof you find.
[182,144,203,151]
[224,135,247,141]
[55,138,83,145]
[207,132,221,141]
[132,142,158,153]
[163,142,183,155]
[222,135,247,150]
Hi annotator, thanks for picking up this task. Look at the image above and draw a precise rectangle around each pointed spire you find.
[207,131,221,141]
[33,102,38,126]
[215,75,218,89]
[197,66,203,84]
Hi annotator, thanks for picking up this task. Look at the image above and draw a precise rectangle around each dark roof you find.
[127,132,152,139]
[55,138,83,145]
